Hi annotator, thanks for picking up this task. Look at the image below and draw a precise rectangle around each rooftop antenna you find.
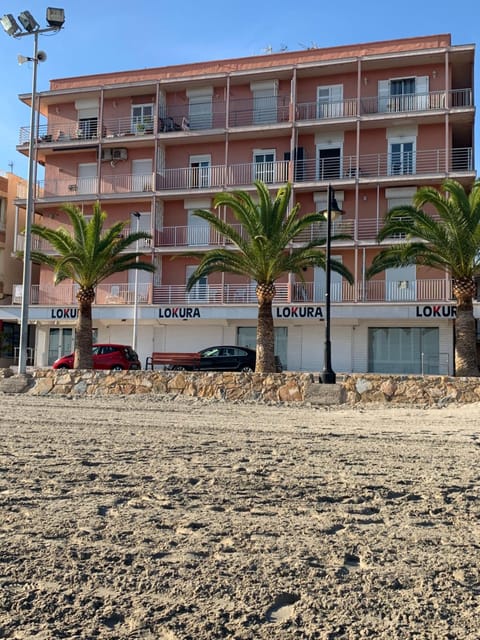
[261,44,273,55]
[8,161,14,173]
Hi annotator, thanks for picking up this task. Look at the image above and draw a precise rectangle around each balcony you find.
[297,147,473,183]
[296,88,473,121]
[17,147,473,203]
[12,282,152,306]
[14,278,454,307]
[19,88,473,146]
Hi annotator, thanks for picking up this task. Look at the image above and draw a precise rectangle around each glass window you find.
[368,327,439,374]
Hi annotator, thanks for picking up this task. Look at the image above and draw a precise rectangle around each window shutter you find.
[415,76,429,109]
[378,80,390,112]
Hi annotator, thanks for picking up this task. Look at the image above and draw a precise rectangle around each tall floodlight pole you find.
[132,212,141,352]
[1,8,65,374]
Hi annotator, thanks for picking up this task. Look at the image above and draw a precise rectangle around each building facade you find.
[2,34,476,373]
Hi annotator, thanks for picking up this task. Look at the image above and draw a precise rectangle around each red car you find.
[52,344,141,371]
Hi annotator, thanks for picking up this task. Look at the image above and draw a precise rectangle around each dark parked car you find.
[52,344,141,371]
[165,345,282,372]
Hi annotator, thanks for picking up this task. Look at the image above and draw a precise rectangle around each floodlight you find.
[46,7,65,27]
[1,13,21,36]
[18,10,40,32]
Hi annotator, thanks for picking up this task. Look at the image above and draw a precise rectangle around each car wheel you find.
[172,365,186,371]
[241,366,254,372]
[55,364,70,369]
[111,365,124,371]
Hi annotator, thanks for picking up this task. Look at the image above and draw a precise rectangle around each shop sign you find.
[51,308,78,319]
[415,305,456,318]
[158,307,201,319]
[275,306,324,319]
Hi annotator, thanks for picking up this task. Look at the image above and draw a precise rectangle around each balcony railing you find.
[296,89,473,121]
[24,148,471,201]
[14,278,455,306]
[20,88,473,145]
[13,282,152,305]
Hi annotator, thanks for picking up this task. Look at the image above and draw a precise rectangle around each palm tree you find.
[367,178,480,377]
[30,202,155,369]
[184,180,353,372]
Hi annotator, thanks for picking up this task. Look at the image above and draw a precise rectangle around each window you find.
[0,196,6,230]
[132,104,154,133]
[317,84,343,118]
[253,150,275,183]
[48,327,73,365]
[237,326,288,370]
[368,327,439,374]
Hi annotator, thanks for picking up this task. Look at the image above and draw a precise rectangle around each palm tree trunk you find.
[75,297,94,369]
[256,298,275,373]
[455,302,479,376]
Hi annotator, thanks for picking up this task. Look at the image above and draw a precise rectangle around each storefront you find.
[0,301,460,375]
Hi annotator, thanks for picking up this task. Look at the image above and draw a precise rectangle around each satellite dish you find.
[37,51,47,62]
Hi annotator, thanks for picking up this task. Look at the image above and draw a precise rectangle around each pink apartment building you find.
[3,33,476,373]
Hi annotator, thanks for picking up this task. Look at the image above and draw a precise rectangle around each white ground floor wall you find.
[0,301,461,375]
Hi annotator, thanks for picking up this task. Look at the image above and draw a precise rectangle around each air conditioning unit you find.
[112,148,128,160]
[101,148,112,161]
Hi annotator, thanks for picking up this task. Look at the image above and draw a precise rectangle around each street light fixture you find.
[132,212,141,352]
[320,184,345,384]
[1,7,65,375]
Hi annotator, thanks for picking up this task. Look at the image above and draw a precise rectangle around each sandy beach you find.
[1,394,479,639]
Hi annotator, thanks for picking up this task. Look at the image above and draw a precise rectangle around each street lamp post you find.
[1,8,65,375]
[320,184,344,384]
[132,212,141,352]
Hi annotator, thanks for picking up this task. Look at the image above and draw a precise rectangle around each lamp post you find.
[132,212,141,352]
[320,184,344,384]
[1,8,65,375]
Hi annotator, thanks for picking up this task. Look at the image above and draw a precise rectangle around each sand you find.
[0,394,479,639]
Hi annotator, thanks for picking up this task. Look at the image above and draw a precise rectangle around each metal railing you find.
[14,278,455,306]
[25,148,472,201]
[19,88,473,144]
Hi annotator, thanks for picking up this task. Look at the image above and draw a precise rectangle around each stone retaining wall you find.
[20,368,480,406]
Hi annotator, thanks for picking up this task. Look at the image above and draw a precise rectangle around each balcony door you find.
[187,210,210,246]
[186,265,207,301]
[132,159,152,192]
[252,80,278,125]
[314,258,343,302]
[389,141,415,175]
[386,265,416,301]
[131,104,154,133]
[317,84,343,118]
[189,155,211,188]
[130,212,152,248]
[317,147,342,180]
[77,163,97,194]
[253,150,275,183]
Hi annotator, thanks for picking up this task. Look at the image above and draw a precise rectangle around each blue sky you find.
[1,0,479,175]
